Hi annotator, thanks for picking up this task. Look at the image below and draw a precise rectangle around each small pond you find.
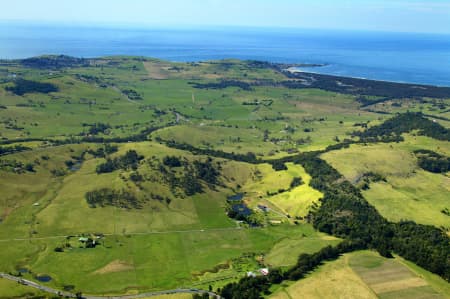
[70,161,82,171]
[231,203,252,217]
[35,275,52,282]
[227,193,244,201]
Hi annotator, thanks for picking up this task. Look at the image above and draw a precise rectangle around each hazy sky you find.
[2,0,450,33]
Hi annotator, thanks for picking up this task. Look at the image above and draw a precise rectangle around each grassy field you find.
[0,278,47,298]
[0,224,338,295]
[322,136,450,228]
[242,163,323,218]
[264,234,340,267]
[0,141,339,295]
[269,251,449,299]
[0,56,449,297]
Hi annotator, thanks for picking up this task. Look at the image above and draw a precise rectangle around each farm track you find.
[0,226,245,243]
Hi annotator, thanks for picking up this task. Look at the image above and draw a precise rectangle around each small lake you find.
[35,274,52,282]
[231,204,252,216]
[69,161,82,171]
[227,193,244,201]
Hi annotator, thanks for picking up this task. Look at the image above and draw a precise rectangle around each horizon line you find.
[1,19,450,36]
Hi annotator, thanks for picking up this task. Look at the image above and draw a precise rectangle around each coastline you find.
[0,24,449,87]
[286,66,450,88]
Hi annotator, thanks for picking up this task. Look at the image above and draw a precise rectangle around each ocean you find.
[1,22,450,86]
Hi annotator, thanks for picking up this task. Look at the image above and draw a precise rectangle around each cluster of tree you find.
[164,140,259,164]
[0,145,30,156]
[157,156,221,196]
[20,55,89,69]
[295,136,312,145]
[280,68,450,98]
[0,125,159,148]
[181,169,204,196]
[129,171,144,182]
[86,144,118,158]
[75,74,103,85]
[193,158,220,185]
[414,149,450,173]
[285,240,367,281]
[85,123,112,135]
[85,188,141,209]
[245,60,277,69]
[189,80,253,91]
[391,221,450,276]
[353,112,450,141]
[162,155,182,167]
[179,158,220,195]
[359,172,387,190]
[356,96,392,107]
[81,126,160,143]
[121,88,143,100]
[64,159,76,169]
[0,159,34,173]
[220,267,285,299]
[50,168,66,177]
[96,150,144,173]
[270,160,288,171]
[0,137,47,146]
[5,79,59,96]
[265,177,303,197]
[290,177,304,189]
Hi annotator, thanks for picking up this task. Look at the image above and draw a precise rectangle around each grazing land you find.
[270,251,449,299]
[0,56,448,298]
[322,136,450,228]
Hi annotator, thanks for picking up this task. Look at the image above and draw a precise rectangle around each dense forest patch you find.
[281,68,450,98]
[5,79,59,95]
[189,80,253,91]
[85,188,141,209]
[414,149,450,173]
[353,112,450,142]
[96,150,144,173]
[20,55,89,69]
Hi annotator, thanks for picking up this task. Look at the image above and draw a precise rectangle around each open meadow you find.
[269,251,450,299]
[322,135,450,228]
[0,56,449,297]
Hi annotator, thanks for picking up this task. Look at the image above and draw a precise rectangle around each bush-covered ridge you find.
[20,55,89,69]
[352,112,450,141]
[281,68,450,98]
[189,67,450,98]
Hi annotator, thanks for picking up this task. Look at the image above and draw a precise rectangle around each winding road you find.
[0,272,222,298]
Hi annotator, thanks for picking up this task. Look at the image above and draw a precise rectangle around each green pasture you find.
[322,136,450,228]
[270,251,449,299]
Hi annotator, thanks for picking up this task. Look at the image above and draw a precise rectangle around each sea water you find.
[0,22,449,86]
